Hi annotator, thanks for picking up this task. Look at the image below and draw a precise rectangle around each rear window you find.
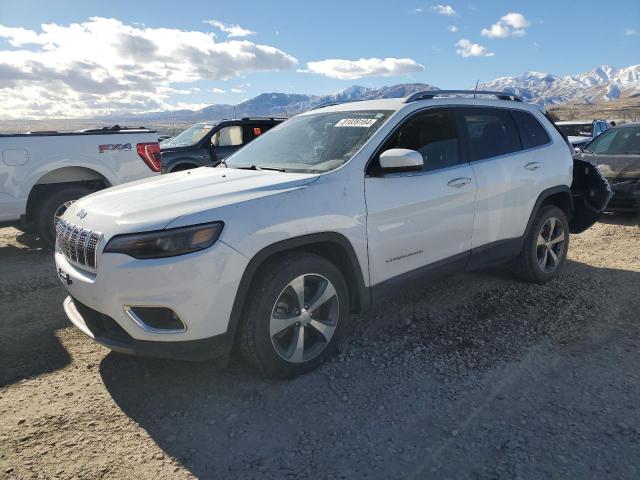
[461,108,521,161]
[511,110,551,149]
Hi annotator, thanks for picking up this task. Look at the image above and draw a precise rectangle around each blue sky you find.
[0,0,638,117]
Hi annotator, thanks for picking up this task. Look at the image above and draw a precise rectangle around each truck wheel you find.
[239,252,349,378]
[515,205,570,283]
[36,185,92,248]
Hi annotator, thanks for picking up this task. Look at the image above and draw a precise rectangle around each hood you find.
[63,167,318,234]
[579,152,640,180]
[568,135,590,146]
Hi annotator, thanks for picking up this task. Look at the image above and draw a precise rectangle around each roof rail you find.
[307,98,371,112]
[307,101,346,111]
[240,116,288,121]
[404,90,523,103]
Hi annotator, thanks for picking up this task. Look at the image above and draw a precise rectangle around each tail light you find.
[136,142,161,172]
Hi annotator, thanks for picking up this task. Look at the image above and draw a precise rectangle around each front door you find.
[364,108,477,287]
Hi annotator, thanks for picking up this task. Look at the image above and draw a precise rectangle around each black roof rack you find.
[239,116,287,121]
[404,90,523,103]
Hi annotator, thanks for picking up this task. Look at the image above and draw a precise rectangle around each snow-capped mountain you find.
[107,64,640,124]
[116,84,438,122]
[478,64,640,105]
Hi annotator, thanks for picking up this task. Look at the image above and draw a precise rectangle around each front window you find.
[557,123,593,137]
[585,126,640,155]
[161,123,215,147]
[225,110,391,173]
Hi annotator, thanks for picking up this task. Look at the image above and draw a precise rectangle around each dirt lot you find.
[1,216,639,479]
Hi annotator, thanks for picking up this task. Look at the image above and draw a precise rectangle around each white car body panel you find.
[471,110,573,247]
[0,131,159,222]
[365,164,476,285]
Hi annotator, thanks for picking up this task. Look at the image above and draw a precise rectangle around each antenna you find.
[474,80,479,99]
[233,106,237,119]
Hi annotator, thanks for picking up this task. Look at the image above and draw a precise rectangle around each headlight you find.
[104,222,224,259]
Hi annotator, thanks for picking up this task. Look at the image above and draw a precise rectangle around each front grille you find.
[56,220,102,269]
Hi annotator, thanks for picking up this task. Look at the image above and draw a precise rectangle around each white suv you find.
[54,91,608,377]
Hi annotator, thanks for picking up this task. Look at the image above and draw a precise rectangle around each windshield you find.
[161,123,215,147]
[224,110,391,173]
[557,123,592,137]
[584,126,640,155]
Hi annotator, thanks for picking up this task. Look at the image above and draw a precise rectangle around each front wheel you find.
[239,253,349,378]
[515,205,570,283]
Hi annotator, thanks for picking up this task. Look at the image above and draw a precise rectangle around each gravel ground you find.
[1,215,639,479]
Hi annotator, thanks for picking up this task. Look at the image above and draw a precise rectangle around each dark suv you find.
[160,117,285,173]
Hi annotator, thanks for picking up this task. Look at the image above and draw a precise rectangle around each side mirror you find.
[379,148,423,172]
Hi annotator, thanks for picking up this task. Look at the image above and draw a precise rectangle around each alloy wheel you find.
[269,274,340,363]
[536,217,566,273]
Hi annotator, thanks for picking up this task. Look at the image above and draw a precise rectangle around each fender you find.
[226,232,369,340]
[523,185,573,238]
[21,158,119,200]
[164,157,209,172]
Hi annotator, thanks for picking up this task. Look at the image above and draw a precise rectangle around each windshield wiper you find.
[234,165,286,172]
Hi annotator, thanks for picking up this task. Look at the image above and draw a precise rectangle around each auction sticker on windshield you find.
[335,118,378,128]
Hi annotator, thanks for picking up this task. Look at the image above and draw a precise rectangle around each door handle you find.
[447,177,472,188]
[525,162,542,171]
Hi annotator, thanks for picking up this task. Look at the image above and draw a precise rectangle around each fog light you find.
[124,306,186,332]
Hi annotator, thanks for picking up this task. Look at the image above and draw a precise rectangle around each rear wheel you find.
[35,185,92,248]
[515,205,570,283]
[239,253,349,378]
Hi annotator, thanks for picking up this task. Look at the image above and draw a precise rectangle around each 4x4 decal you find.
[99,143,132,153]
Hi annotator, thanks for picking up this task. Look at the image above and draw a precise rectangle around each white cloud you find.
[432,5,456,15]
[481,12,530,38]
[210,87,226,93]
[455,39,494,57]
[448,25,459,32]
[0,17,297,118]
[230,87,243,93]
[301,57,424,80]
[204,20,256,38]
[625,28,638,36]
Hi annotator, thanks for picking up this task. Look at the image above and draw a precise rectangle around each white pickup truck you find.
[0,126,161,246]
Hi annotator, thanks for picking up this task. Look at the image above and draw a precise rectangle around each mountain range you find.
[116,64,640,123]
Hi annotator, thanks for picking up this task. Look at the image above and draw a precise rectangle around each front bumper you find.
[607,179,640,212]
[63,296,233,360]
[55,240,249,358]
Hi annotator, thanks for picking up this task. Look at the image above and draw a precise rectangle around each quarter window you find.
[511,110,551,149]
[380,109,460,172]
[461,108,521,161]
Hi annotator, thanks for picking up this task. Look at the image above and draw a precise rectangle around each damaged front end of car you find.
[569,157,612,233]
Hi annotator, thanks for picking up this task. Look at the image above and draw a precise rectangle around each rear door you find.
[460,107,547,250]
[364,107,476,286]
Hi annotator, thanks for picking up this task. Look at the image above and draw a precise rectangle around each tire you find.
[515,205,570,283]
[35,185,92,248]
[239,252,349,378]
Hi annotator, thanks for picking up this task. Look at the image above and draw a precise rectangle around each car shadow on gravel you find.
[0,240,70,387]
[99,260,640,478]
